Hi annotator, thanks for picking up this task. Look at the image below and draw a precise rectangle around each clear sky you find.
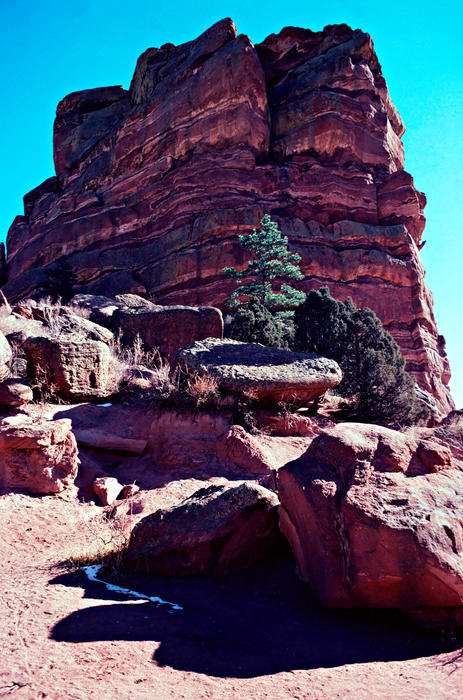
[1,0,462,406]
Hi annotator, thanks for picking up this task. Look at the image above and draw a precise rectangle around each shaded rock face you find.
[3,19,452,413]
[0,415,79,494]
[176,338,342,407]
[125,482,283,577]
[278,422,463,610]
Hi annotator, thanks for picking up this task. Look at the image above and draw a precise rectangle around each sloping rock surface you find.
[176,338,342,407]
[125,482,283,576]
[3,19,452,414]
[278,422,463,610]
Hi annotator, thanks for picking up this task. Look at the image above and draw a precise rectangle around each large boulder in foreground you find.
[176,338,342,408]
[23,335,119,400]
[278,422,463,612]
[114,301,223,360]
[125,482,283,577]
[0,415,79,493]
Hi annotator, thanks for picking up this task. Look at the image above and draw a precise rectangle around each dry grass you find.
[185,371,220,407]
[64,505,134,573]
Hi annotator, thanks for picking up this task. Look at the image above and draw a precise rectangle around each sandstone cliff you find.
[2,19,453,413]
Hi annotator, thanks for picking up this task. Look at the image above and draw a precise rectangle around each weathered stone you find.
[278,422,463,610]
[2,20,453,414]
[0,415,79,494]
[74,428,147,454]
[176,338,342,407]
[114,302,223,360]
[92,476,123,506]
[0,378,33,406]
[125,482,283,577]
[23,335,119,400]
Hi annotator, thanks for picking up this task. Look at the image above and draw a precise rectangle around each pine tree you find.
[223,215,305,311]
[294,287,428,425]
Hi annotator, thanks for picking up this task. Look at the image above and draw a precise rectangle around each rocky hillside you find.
[2,18,453,413]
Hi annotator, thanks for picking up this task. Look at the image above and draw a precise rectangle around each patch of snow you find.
[83,564,183,611]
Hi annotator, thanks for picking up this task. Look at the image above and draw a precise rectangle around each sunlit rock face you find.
[3,18,453,413]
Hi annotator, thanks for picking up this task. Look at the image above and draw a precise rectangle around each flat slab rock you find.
[125,481,284,577]
[176,338,342,407]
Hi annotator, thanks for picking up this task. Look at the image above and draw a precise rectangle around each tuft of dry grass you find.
[64,505,134,573]
[185,371,220,407]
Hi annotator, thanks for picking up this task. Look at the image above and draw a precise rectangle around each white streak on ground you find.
[96,403,112,407]
[83,565,183,611]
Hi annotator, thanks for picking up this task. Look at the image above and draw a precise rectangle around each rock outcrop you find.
[0,415,79,493]
[176,338,342,407]
[2,19,453,413]
[125,482,283,577]
[278,422,463,611]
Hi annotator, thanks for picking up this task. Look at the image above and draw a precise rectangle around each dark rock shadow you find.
[49,554,454,678]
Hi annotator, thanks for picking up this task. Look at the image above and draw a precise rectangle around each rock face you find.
[125,482,283,577]
[114,302,223,360]
[0,415,79,493]
[177,338,342,407]
[278,422,463,610]
[23,335,118,401]
[3,19,452,413]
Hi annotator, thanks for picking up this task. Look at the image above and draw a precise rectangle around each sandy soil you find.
[1,489,462,700]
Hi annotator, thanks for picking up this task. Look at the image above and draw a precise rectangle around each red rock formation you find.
[2,19,453,412]
[278,422,463,610]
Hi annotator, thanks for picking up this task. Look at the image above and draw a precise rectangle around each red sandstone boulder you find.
[278,422,463,611]
[0,378,33,406]
[0,415,79,494]
[93,476,123,506]
[114,301,223,360]
[125,482,283,577]
[176,338,342,408]
[23,335,120,401]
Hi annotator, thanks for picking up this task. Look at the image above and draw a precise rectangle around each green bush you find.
[227,297,287,348]
[294,287,428,425]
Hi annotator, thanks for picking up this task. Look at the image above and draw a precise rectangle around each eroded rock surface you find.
[125,482,283,577]
[177,338,342,407]
[278,422,463,610]
[0,415,79,493]
[3,19,453,413]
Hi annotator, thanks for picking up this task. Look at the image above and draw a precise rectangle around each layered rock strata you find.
[3,19,452,412]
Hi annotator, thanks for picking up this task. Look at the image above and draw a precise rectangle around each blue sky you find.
[1,0,462,406]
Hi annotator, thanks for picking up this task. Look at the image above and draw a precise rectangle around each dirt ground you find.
[1,489,463,700]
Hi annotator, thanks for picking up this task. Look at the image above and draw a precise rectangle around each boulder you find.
[69,293,125,328]
[0,330,11,381]
[278,422,463,611]
[0,415,79,493]
[74,428,147,454]
[114,302,223,360]
[0,378,33,406]
[176,338,342,408]
[125,482,283,577]
[93,476,123,506]
[23,335,119,400]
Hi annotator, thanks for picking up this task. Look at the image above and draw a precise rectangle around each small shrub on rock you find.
[227,297,287,349]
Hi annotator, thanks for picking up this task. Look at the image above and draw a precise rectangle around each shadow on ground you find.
[49,553,456,678]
